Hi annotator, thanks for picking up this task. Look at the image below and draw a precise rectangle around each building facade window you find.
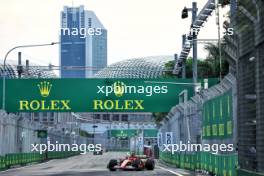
[112,114,119,121]
[94,114,100,120]
[121,114,128,121]
[103,114,110,121]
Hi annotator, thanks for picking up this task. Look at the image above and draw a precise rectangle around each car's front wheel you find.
[132,159,142,170]
[145,159,155,170]
[107,159,118,171]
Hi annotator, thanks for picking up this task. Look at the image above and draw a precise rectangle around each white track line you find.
[157,165,184,176]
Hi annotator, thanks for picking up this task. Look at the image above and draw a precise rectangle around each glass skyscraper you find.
[60,5,107,78]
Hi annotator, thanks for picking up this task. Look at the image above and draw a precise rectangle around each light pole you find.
[181,35,187,79]
[2,42,59,110]
[182,2,198,93]
[192,2,198,87]
[216,1,222,81]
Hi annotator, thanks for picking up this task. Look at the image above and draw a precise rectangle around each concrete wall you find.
[158,73,237,154]
[0,111,88,156]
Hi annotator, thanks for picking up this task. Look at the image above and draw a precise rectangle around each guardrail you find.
[0,151,80,171]
[160,151,238,176]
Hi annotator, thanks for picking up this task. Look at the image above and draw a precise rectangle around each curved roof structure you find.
[95,56,173,78]
[0,60,56,78]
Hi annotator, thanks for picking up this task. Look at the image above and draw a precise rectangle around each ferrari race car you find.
[107,153,155,171]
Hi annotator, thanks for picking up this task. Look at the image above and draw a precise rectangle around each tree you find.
[154,43,229,123]
[153,112,168,124]
[162,60,176,78]
[203,42,229,78]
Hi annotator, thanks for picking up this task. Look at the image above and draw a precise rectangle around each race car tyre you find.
[145,159,155,170]
[107,159,118,171]
[132,159,141,170]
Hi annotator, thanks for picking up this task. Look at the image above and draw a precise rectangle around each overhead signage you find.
[0,78,200,112]
[37,130,47,138]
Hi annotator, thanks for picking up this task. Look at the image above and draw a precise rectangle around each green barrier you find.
[195,152,201,169]
[214,154,220,175]
[5,154,10,168]
[0,156,6,170]
[202,91,233,140]
[172,153,177,165]
[180,153,184,168]
[48,151,80,159]
[160,151,238,176]
[184,154,190,170]
[175,153,180,167]
[191,153,196,170]
[1,151,79,171]
[4,153,42,168]
[209,153,213,173]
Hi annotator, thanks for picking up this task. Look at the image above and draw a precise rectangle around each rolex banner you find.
[0,78,199,112]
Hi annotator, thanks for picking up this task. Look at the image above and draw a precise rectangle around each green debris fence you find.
[160,151,238,176]
[202,91,233,139]
[0,151,79,171]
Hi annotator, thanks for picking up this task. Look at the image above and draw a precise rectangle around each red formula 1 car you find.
[107,153,155,171]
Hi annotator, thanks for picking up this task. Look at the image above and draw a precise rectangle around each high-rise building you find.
[60,5,107,78]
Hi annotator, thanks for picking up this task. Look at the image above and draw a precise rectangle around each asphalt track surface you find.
[0,152,193,176]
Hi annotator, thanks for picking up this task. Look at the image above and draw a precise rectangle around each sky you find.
[0,0,228,67]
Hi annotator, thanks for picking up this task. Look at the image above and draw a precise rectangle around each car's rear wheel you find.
[107,159,118,171]
[132,159,142,170]
[145,159,155,170]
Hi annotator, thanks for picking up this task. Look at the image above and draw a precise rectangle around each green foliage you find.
[203,43,229,78]
[154,42,229,123]
[79,130,93,137]
[161,42,229,80]
[168,57,228,79]
[185,43,229,78]
[162,60,176,78]
[153,112,168,124]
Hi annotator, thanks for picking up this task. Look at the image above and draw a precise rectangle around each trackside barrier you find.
[0,151,80,170]
[4,153,45,168]
[237,169,264,176]
[47,151,80,159]
[0,155,6,171]
[160,151,238,176]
